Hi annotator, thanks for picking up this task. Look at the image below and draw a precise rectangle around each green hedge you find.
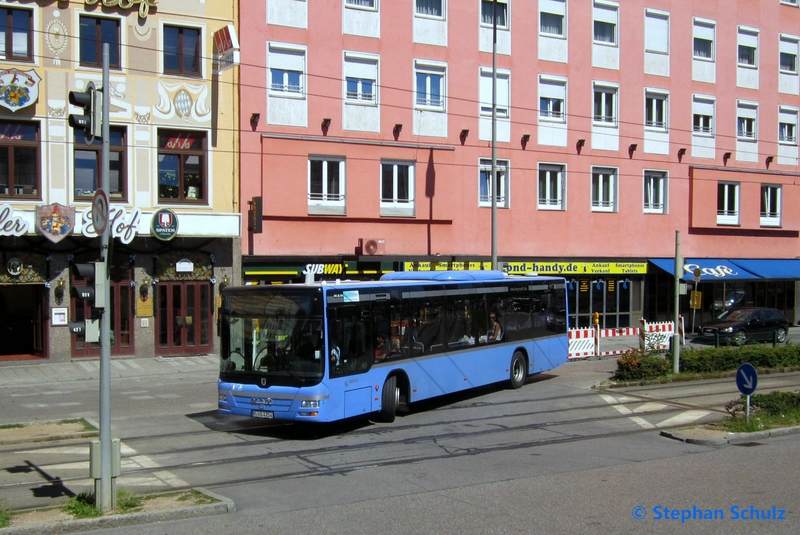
[751,391,800,414]
[612,344,800,381]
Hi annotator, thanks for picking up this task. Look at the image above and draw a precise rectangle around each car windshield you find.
[719,309,752,322]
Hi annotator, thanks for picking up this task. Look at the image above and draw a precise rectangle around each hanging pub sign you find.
[36,203,75,244]
[151,208,178,241]
[0,68,41,112]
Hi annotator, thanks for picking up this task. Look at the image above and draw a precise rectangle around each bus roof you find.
[380,270,508,282]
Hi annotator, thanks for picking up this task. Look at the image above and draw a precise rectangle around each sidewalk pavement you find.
[0,354,221,388]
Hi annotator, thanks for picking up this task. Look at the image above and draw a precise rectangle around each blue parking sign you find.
[736,363,758,395]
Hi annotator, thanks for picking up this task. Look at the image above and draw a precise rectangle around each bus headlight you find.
[300,400,320,408]
[218,394,228,403]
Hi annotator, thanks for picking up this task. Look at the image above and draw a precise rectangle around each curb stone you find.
[0,488,235,535]
[660,424,800,446]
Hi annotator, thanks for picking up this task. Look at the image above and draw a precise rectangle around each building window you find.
[163,25,201,76]
[479,68,509,118]
[538,164,564,210]
[737,27,758,67]
[779,107,798,144]
[593,84,617,124]
[761,184,781,227]
[540,0,565,37]
[74,127,126,201]
[79,15,120,68]
[480,1,508,29]
[380,161,415,216]
[269,44,305,96]
[415,62,445,109]
[593,2,618,45]
[645,91,668,130]
[643,171,667,214]
[693,20,715,60]
[344,53,378,103]
[309,157,345,206]
[346,0,376,9]
[479,159,508,208]
[736,101,757,140]
[591,167,617,212]
[717,182,739,225]
[157,130,206,203]
[416,0,443,18]
[692,95,714,135]
[780,35,798,73]
[0,7,32,62]
[644,10,669,55]
[539,77,566,121]
[0,121,38,198]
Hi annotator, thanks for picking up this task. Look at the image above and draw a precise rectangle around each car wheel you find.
[776,327,787,344]
[732,331,746,346]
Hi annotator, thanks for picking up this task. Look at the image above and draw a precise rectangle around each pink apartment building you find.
[239,0,800,329]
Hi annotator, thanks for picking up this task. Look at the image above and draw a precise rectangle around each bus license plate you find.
[252,410,274,419]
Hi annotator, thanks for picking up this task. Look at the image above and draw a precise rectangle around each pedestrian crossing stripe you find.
[599,394,710,429]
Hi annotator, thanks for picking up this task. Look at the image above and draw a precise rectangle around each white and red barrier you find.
[569,318,680,360]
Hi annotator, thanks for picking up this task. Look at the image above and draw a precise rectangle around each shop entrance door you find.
[156,281,213,356]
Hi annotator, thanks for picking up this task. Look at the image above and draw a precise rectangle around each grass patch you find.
[175,490,216,505]
[62,418,97,432]
[0,423,23,430]
[64,492,101,519]
[712,391,800,432]
[0,502,10,528]
[115,489,144,513]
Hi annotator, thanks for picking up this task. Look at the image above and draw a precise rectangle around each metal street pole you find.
[491,0,498,270]
[673,230,681,374]
[98,43,112,512]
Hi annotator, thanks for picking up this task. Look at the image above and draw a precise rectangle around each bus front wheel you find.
[508,351,527,389]
[380,376,399,422]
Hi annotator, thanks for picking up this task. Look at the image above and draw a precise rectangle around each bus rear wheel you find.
[380,376,399,422]
[508,351,527,389]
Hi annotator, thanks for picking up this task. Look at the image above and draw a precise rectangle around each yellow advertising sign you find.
[690,291,702,309]
[403,261,647,275]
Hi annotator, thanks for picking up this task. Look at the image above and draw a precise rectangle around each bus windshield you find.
[220,289,324,387]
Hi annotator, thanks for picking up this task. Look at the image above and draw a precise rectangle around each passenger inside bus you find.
[374,333,391,362]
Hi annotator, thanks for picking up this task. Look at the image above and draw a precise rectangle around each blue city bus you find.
[217,270,568,423]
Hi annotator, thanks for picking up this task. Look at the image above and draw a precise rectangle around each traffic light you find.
[71,261,106,309]
[68,81,103,140]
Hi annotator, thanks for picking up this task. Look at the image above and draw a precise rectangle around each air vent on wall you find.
[362,238,386,256]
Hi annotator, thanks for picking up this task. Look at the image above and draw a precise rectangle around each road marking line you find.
[153,470,189,487]
[632,402,668,414]
[599,394,632,415]
[629,416,656,429]
[657,410,711,428]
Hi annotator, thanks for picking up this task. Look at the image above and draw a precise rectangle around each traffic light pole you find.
[98,43,113,512]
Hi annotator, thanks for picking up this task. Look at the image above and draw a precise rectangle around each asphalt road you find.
[2,356,799,534]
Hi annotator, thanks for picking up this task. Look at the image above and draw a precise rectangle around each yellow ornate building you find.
[0,0,240,361]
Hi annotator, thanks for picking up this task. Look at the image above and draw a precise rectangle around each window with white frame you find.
[344,53,377,103]
[269,44,305,96]
[380,161,415,214]
[308,157,345,206]
[645,90,668,130]
[781,0,798,6]
[717,182,739,225]
[593,2,617,45]
[346,0,376,9]
[737,27,758,67]
[693,20,715,60]
[538,164,565,210]
[593,84,617,124]
[692,95,714,134]
[736,101,757,140]
[539,76,566,121]
[779,107,798,144]
[479,68,509,118]
[645,10,669,54]
[780,35,799,73]
[415,61,445,109]
[760,184,781,226]
[540,0,565,37]
[643,171,667,214]
[416,0,443,18]
[480,0,508,29]
[591,167,617,212]
[479,159,508,208]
